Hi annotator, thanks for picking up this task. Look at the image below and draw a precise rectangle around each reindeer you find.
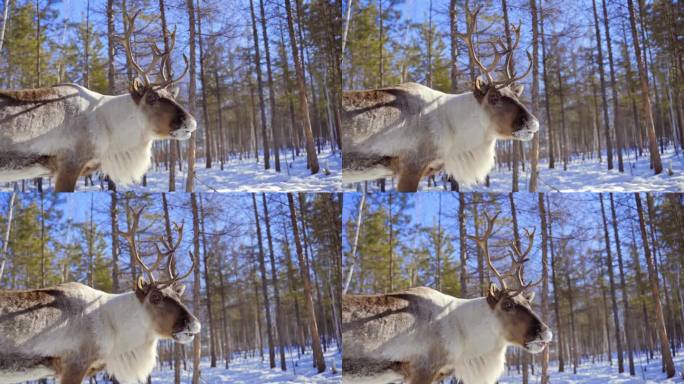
[342,6,539,192]
[0,11,196,191]
[0,207,200,384]
[342,213,552,384]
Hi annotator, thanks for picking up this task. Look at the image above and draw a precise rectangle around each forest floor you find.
[149,345,341,384]
[1,148,342,193]
[347,147,684,192]
[499,349,684,383]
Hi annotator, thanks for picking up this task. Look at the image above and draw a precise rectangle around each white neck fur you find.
[444,297,508,384]
[434,92,497,186]
[100,292,159,384]
[95,95,153,185]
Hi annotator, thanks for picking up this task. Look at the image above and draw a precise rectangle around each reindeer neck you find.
[96,94,152,150]
[448,297,508,358]
[101,291,157,352]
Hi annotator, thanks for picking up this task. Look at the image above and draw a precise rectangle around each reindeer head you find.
[469,212,552,354]
[117,11,197,141]
[459,6,539,142]
[121,206,201,345]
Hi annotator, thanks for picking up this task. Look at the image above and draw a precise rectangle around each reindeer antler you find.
[118,205,194,289]
[507,228,544,295]
[153,222,195,289]
[116,10,189,90]
[457,4,532,90]
[468,212,544,297]
[467,211,508,291]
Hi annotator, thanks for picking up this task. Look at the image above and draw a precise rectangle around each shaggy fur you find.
[0,282,199,384]
[0,83,196,190]
[342,82,539,190]
[342,287,551,384]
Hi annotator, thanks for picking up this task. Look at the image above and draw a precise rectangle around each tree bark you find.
[601,0,624,172]
[634,193,674,377]
[259,0,281,172]
[0,192,16,281]
[196,0,212,169]
[249,0,271,170]
[609,193,635,375]
[528,0,540,191]
[547,196,564,372]
[198,195,217,367]
[190,194,202,384]
[627,0,663,174]
[538,193,549,384]
[599,193,624,372]
[284,0,319,174]
[251,193,275,368]
[0,0,10,54]
[185,0,198,192]
[592,0,614,170]
[287,193,325,372]
[261,193,287,370]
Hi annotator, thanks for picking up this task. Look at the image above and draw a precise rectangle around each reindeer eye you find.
[489,93,501,105]
[150,291,162,304]
[503,301,514,311]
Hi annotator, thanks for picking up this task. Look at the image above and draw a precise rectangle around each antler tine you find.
[119,205,158,284]
[495,22,533,89]
[157,251,196,289]
[115,10,151,87]
[457,4,498,85]
[506,227,538,294]
[467,212,508,290]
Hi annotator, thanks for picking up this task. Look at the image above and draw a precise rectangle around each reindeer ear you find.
[174,283,186,296]
[486,283,503,308]
[169,86,180,99]
[473,76,488,103]
[511,83,524,97]
[129,78,146,103]
[524,291,535,303]
[134,276,149,301]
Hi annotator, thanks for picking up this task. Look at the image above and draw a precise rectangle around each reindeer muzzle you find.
[173,319,201,344]
[512,116,539,142]
[171,115,197,141]
[525,327,552,354]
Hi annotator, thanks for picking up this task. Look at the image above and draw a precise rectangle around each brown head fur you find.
[486,284,547,350]
[129,82,195,140]
[473,79,536,140]
[133,278,198,341]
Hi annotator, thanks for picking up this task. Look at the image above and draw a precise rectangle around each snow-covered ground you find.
[1,149,342,193]
[345,147,684,192]
[80,345,341,383]
[500,350,684,383]
[149,346,341,384]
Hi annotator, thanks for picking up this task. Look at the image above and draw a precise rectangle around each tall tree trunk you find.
[449,0,457,92]
[259,0,281,172]
[252,193,275,368]
[282,220,307,354]
[610,193,635,375]
[161,194,182,384]
[158,0,177,192]
[538,193,549,384]
[601,0,624,172]
[547,196,564,372]
[539,3,555,168]
[528,0,540,191]
[261,193,287,370]
[249,0,271,170]
[627,0,663,174]
[592,0,614,170]
[634,193,674,377]
[110,194,119,292]
[83,0,90,88]
[458,193,467,297]
[287,193,325,372]
[0,192,16,281]
[198,196,217,367]
[599,193,624,372]
[0,0,10,54]
[185,0,198,192]
[284,0,319,174]
[196,0,212,169]
[190,194,202,384]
